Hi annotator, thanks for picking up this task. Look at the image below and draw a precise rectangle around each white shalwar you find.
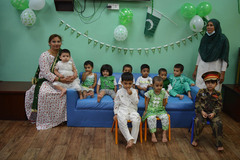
[53,61,82,91]
[196,53,227,92]
[114,88,140,144]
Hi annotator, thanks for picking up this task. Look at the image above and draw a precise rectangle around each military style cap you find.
[202,71,220,81]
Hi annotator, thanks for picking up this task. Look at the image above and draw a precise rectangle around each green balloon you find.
[119,8,133,25]
[196,2,212,17]
[180,3,196,19]
[11,0,29,10]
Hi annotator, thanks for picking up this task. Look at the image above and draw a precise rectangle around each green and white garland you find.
[59,19,205,55]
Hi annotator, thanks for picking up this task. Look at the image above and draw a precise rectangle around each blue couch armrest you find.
[67,89,78,109]
[190,86,200,103]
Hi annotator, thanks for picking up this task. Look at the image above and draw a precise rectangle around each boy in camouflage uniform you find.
[192,71,224,151]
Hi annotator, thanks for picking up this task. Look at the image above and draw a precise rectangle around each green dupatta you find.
[31,50,61,112]
[198,19,229,65]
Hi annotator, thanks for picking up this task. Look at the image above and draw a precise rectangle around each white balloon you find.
[20,8,36,27]
[114,25,128,41]
[189,15,204,32]
[29,0,45,10]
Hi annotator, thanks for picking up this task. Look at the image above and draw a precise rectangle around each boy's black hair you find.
[141,64,150,71]
[205,80,218,84]
[121,72,133,81]
[174,63,184,72]
[158,68,167,74]
[122,64,133,72]
[84,60,94,68]
[100,64,113,76]
[60,49,71,56]
[152,76,163,84]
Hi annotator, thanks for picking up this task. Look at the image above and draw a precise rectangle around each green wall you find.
[0,0,240,84]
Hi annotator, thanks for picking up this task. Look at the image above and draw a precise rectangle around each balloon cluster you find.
[181,2,212,32]
[114,8,133,41]
[11,0,45,27]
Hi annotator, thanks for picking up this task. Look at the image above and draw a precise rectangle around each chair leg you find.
[144,120,147,141]
[115,120,118,144]
[140,122,142,143]
[111,120,115,132]
[168,114,171,141]
[191,117,194,144]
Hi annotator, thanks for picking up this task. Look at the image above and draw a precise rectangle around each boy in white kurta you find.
[114,72,140,149]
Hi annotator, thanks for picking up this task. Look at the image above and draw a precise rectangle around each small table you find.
[0,81,32,120]
[222,84,240,122]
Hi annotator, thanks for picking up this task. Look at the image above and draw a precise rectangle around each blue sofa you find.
[67,72,199,128]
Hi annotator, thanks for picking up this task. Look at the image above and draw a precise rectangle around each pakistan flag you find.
[144,7,162,37]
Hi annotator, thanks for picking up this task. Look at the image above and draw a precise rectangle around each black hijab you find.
[198,19,229,65]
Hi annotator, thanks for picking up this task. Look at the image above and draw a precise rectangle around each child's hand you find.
[127,88,132,95]
[59,74,64,78]
[113,115,117,121]
[201,111,208,118]
[191,83,195,86]
[143,87,147,91]
[208,113,215,119]
[85,71,90,76]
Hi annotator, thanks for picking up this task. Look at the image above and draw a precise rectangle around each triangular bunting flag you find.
[200,30,205,36]
[138,48,142,55]
[176,41,181,47]
[157,47,161,53]
[105,44,110,50]
[170,43,174,49]
[88,38,93,44]
[76,32,81,38]
[124,48,128,55]
[59,20,64,27]
[145,48,149,54]
[151,47,156,54]
[64,24,70,30]
[100,43,104,49]
[164,45,168,51]
[112,46,116,52]
[182,38,186,45]
[94,40,98,46]
[118,47,122,53]
[129,48,134,54]
[71,28,76,34]
[144,7,162,37]
[187,36,192,42]
[84,31,88,37]
[193,33,198,39]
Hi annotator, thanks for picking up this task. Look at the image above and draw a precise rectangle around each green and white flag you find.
[144,7,162,37]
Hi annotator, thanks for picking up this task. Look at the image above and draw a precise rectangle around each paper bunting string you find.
[94,40,98,46]
[193,33,198,39]
[124,48,128,55]
[59,19,202,55]
[129,48,134,54]
[105,44,110,50]
[84,31,88,37]
[100,42,104,49]
[59,20,64,27]
[151,47,156,54]
[112,46,116,52]
[170,43,174,49]
[164,45,168,51]
[64,24,70,30]
[118,47,122,53]
[182,38,186,45]
[200,30,205,36]
[88,38,93,44]
[138,48,142,55]
[187,36,192,42]
[176,41,181,47]
[76,32,81,38]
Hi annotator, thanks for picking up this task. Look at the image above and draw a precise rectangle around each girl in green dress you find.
[142,76,169,143]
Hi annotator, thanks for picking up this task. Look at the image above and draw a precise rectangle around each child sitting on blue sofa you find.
[168,63,195,100]
[97,64,117,102]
